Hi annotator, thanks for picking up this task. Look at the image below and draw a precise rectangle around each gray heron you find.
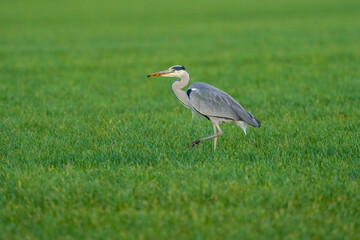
[147,65,261,150]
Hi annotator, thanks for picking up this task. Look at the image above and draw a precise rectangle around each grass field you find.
[1,0,360,239]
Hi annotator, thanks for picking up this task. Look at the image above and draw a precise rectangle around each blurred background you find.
[1,0,360,156]
[1,0,360,239]
[1,0,359,112]
[1,0,360,164]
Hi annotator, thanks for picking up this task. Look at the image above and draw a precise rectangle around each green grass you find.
[1,0,360,239]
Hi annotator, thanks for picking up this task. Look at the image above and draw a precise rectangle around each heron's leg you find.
[213,124,218,151]
[188,124,223,149]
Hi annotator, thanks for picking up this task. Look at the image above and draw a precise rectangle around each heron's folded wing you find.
[187,83,239,120]
[187,82,259,126]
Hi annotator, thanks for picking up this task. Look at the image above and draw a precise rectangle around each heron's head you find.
[147,65,188,78]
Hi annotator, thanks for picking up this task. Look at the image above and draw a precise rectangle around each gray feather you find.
[187,82,261,127]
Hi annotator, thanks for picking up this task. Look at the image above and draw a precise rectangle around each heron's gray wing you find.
[187,82,260,127]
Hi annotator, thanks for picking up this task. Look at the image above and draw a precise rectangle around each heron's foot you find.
[188,139,200,148]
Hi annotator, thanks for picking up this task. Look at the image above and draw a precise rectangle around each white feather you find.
[236,121,247,135]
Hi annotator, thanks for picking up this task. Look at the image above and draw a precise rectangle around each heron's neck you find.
[172,72,190,89]
[171,73,190,108]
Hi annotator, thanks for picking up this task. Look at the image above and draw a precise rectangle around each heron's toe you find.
[188,139,200,148]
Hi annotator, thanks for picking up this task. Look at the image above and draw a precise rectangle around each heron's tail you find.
[245,111,261,128]
[236,117,261,134]
[254,118,261,127]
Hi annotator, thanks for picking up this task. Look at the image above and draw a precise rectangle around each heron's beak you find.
[147,70,170,77]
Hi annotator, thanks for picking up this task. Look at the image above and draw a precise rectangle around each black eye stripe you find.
[170,66,186,71]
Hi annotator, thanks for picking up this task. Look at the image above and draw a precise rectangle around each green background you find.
[1,0,359,239]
